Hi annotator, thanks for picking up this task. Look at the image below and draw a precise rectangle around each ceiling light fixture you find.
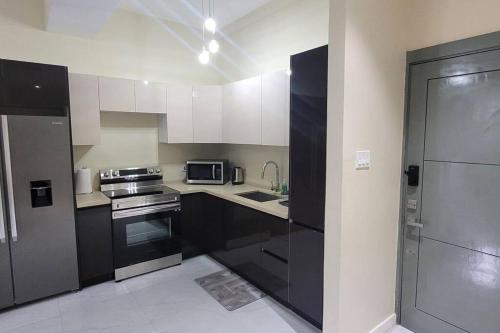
[199,0,219,64]
[208,39,219,53]
[198,47,210,65]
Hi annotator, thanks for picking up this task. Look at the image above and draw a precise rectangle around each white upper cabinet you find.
[98,77,135,112]
[69,73,100,146]
[222,76,262,145]
[193,85,222,143]
[161,84,193,143]
[135,81,167,114]
[261,70,290,146]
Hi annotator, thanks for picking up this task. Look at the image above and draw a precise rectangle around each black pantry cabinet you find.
[76,205,114,287]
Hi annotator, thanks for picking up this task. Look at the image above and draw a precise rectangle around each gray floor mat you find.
[195,269,266,311]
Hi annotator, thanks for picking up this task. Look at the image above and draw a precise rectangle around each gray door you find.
[3,115,78,304]
[401,48,500,333]
[0,156,14,309]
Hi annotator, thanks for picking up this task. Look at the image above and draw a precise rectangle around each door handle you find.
[2,116,17,241]
[212,165,216,180]
[406,216,423,229]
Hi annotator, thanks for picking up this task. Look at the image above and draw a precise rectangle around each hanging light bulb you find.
[198,47,210,65]
[204,17,216,33]
[208,39,219,53]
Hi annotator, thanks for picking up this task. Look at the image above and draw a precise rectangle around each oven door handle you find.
[112,203,180,219]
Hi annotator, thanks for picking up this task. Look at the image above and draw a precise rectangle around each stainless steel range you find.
[100,166,181,281]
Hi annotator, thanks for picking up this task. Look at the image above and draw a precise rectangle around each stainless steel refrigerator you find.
[0,59,79,309]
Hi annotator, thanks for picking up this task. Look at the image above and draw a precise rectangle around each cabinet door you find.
[222,76,262,144]
[77,205,114,287]
[289,223,324,327]
[203,194,226,260]
[135,80,167,114]
[0,59,69,111]
[221,203,264,283]
[193,85,222,143]
[262,70,290,146]
[180,194,205,259]
[98,77,135,112]
[166,84,193,143]
[259,215,289,303]
[69,74,100,145]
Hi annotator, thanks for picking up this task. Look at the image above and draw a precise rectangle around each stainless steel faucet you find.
[261,161,280,192]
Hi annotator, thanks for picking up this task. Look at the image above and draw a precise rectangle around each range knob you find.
[103,172,109,178]
[112,171,119,177]
[148,168,154,174]
[155,168,161,174]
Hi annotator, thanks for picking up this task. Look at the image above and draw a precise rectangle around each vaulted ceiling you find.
[44,0,273,37]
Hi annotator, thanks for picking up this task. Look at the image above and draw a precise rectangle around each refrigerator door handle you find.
[1,116,17,242]
[0,194,4,243]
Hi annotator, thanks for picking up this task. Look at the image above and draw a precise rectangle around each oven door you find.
[112,203,181,270]
[186,162,223,184]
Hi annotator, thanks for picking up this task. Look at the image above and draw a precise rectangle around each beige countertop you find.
[165,181,289,220]
[75,191,111,209]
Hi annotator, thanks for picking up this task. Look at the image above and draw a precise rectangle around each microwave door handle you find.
[1,116,16,242]
[212,165,216,180]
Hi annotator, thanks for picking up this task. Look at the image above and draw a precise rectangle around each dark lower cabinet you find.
[259,215,290,304]
[77,205,114,287]
[289,223,324,327]
[180,194,205,259]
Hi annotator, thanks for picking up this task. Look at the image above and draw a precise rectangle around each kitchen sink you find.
[236,191,281,202]
[279,200,289,207]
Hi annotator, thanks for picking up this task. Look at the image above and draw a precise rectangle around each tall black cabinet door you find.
[289,45,328,231]
[180,194,204,259]
[77,206,114,287]
[289,223,324,327]
[0,60,69,111]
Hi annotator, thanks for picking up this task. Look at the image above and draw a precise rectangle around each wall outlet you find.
[355,150,370,169]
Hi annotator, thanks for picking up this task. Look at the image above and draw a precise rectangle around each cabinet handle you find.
[261,248,288,264]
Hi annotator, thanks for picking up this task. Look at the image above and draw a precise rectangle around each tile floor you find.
[0,255,321,333]
[389,326,413,333]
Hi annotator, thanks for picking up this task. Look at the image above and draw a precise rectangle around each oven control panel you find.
[100,166,162,181]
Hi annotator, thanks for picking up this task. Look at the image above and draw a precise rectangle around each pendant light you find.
[199,0,219,64]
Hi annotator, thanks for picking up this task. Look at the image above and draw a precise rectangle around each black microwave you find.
[185,160,229,185]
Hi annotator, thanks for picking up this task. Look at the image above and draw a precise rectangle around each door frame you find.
[396,30,500,322]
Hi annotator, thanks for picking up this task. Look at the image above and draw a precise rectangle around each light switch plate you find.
[355,150,370,169]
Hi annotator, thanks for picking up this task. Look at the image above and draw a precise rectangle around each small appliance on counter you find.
[75,167,93,194]
[231,167,244,185]
[100,166,181,281]
[185,159,229,185]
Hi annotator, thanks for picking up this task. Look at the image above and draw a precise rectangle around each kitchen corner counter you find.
[165,181,289,220]
[75,191,111,209]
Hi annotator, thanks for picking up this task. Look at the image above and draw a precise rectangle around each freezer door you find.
[289,223,324,328]
[0,152,14,309]
[3,115,78,304]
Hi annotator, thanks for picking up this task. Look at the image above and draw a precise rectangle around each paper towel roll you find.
[75,168,92,194]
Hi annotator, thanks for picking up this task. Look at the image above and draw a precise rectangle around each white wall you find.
[222,144,289,188]
[0,0,220,84]
[407,0,500,50]
[216,0,330,82]
[324,0,407,332]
